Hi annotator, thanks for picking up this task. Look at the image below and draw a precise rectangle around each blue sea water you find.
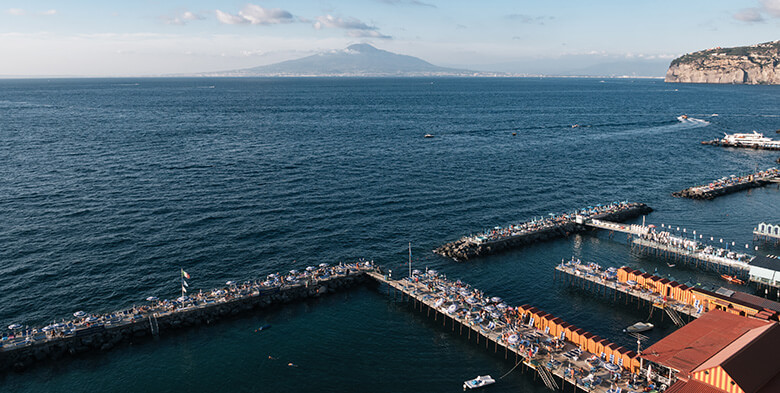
[0,78,778,392]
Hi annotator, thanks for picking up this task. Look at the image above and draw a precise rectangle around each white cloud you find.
[347,30,392,39]
[761,0,780,16]
[215,4,294,25]
[733,8,764,22]
[165,10,205,25]
[379,0,436,7]
[314,15,376,30]
[6,8,57,16]
[40,9,56,16]
[7,8,25,16]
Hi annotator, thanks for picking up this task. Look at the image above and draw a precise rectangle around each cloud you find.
[378,0,436,7]
[165,11,205,25]
[734,8,765,22]
[761,0,780,16]
[314,15,375,30]
[7,8,25,16]
[40,9,56,16]
[313,15,392,39]
[215,4,294,25]
[6,8,57,16]
[505,14,552,24]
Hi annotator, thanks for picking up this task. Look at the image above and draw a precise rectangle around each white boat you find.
[721,131,777,146]
[463,375,495,390]
[424,134,434,138]
[624,322,654,333]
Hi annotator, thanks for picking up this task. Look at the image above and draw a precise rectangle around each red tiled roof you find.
[665,380,728,393]
[641,310,770,375]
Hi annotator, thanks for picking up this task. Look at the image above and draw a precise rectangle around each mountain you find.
[209,44,478,77]
[665,40,780,84]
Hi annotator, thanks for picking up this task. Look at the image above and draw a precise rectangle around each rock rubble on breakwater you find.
[0,262,376,373]
[434,202,652,261]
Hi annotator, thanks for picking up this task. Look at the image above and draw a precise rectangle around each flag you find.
[182,286,187,293]
[183,280,189,287]
[181,269,191,279]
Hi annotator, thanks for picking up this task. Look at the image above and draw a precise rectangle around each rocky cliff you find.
[665,40,780,84]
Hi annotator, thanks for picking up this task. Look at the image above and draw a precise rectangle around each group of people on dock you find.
[638,229,752,264]
[405,269,647,392]
[1,260,375,350]
[685,167,778,195]
[466,201,638,244]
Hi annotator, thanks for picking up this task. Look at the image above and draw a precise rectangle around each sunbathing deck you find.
[367,271,651,393]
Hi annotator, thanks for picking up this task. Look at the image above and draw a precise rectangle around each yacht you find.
[721,131,776,146]
[463,375,495,390]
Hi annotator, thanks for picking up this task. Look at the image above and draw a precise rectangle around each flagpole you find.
[408,242,412,278]
[181,268,184,298]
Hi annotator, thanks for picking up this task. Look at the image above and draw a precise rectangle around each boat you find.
[463,375,495,390]
[624,322,654,333]
[721,274,745,285]
[571,124,580,128]
[424,134,434,138]
[721,131,777,146]
[681,114,688,119]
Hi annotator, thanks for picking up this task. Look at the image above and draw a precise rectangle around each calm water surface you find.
[0,78,778,392]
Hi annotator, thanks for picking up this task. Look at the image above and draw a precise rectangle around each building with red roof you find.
[641,310,780,393]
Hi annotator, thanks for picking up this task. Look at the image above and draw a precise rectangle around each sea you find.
[0,77,778,392]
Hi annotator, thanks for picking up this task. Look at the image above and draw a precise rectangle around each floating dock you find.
[671,168,779,200]
[368,270,651,393]
[0,262,376,371]
[435,202,652,261]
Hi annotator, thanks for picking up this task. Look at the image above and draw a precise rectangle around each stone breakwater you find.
[672,168,779,200]
[434,203,652,261]
[0,265,374,372]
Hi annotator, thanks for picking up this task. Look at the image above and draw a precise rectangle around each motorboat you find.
[424,134,434,138]
[624,322,654,333]
[463,375,495,390]
[721,274,745,285]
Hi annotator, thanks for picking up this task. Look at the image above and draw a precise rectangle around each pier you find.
[671,167,779,200]
[367,270,651,393]
[556,259,780,322]
[0,261,376,371]
[702,138,780,151]
[630,238,751,277]
[435,202,652,261]
[555,261,699,323]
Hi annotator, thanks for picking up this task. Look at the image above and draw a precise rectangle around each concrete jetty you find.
[702,138,780,151]
[671,167,779,200]
[434,202,652,261]
[367,270,652,393]
[0,261,376,372]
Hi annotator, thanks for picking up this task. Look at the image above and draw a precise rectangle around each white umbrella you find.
[491,297,502,303]
[73,311,86,318]
[226,281,236,286]
[146,296,159,302]
[319,263,328,267]
[305,266,315,272]
[289,270,299,275]
[7,324,22,330]
[176,296,189,302]
[85,316,98,322]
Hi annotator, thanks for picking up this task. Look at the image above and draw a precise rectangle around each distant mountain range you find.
[201,44,481,77]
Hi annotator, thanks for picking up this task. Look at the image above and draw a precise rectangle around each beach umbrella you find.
[177,296,189,302]
[447,304,458,314]
[508,334,520,344]
[8,324,22,330]
[491,297,502,303]
[85,316,98,322]
[289,270,298,275]
[305,266,315,272]
[73,311,86,318]
[412,269,421,275]
[319,263,328,267]
[146,296,159,302]
[226,281,236,286]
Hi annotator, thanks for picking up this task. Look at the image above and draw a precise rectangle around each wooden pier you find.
[554,264,699,323]
[367,271,647,393]
[754,222,780,246]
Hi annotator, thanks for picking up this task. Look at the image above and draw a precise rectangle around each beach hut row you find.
[616,267,778,320]
[515,304,641,373]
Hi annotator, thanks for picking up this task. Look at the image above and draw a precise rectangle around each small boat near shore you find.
[624,322,654,333]
[721,274,745,285]
[463,375,495,390]
[424,134,434,138]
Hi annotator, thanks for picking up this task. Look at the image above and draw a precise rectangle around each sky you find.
[1,0,779,76]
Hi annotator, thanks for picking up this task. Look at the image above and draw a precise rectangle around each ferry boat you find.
[721,131,776,146]
[463,375,495,390]
[721,274,745,285]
